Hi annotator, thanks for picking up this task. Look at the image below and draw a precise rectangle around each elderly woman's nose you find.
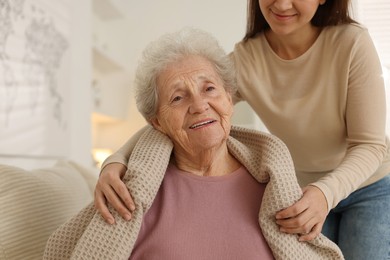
[188,96,209,114]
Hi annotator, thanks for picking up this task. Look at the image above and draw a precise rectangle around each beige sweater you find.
[232,24,390,210]
[44,126,343,260]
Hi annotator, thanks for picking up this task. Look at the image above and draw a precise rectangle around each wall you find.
[69,0,93,167]
[0,0,92,169]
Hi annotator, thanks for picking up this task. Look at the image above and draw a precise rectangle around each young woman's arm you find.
[94,125,149,224]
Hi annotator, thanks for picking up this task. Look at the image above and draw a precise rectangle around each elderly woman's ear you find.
[150,118,165,133]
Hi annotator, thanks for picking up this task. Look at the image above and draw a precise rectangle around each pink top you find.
[129,163,274,260]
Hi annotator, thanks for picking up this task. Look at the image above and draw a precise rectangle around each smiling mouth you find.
[189,120,216,129]
[271,10,296,19]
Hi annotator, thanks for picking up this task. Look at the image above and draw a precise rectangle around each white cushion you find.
[0,160,97,260]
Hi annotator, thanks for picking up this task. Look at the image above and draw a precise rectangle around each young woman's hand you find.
[94,163,135,224]
[275,186,328,241]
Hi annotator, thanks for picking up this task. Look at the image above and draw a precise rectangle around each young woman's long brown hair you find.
[244,0,357,41]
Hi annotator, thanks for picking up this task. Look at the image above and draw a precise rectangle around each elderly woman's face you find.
[151,55,233,154]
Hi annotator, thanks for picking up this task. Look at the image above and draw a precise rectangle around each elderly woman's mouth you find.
[189,120,217,129]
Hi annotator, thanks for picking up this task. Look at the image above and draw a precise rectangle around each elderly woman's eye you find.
[206,86,215,91]
[172,96,182,102]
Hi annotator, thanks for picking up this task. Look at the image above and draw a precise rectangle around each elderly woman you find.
[44,28,342,259]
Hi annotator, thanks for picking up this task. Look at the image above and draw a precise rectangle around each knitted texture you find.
[228,127,343,259]
[43,126,343,260]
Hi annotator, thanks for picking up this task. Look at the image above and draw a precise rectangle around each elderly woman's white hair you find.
[134,27,237,122]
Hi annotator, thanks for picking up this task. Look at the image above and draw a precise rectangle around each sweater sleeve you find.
[311,28,388,210]
[100,125,150,172]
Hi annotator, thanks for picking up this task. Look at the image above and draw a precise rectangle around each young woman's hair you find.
[244,0,358,41]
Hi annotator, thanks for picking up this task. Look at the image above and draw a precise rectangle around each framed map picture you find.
[0,0,70,159]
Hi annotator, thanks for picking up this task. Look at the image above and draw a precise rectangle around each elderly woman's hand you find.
[275,186,328,242]
[94,163,135,224]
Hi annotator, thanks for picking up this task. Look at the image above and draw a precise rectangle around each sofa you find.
[0,160,98,260]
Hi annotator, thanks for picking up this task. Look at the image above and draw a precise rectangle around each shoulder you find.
[228,126,291,158]
[319,23,375,59]
[336,23,378,56]
[230,33,267,74]
[322,23,370,42]
[227,126,296,183]
[233,34,263,55]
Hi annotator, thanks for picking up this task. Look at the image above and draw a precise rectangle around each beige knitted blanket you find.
[44,126,343,260]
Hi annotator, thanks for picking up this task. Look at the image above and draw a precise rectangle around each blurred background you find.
[0,0,388,170]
